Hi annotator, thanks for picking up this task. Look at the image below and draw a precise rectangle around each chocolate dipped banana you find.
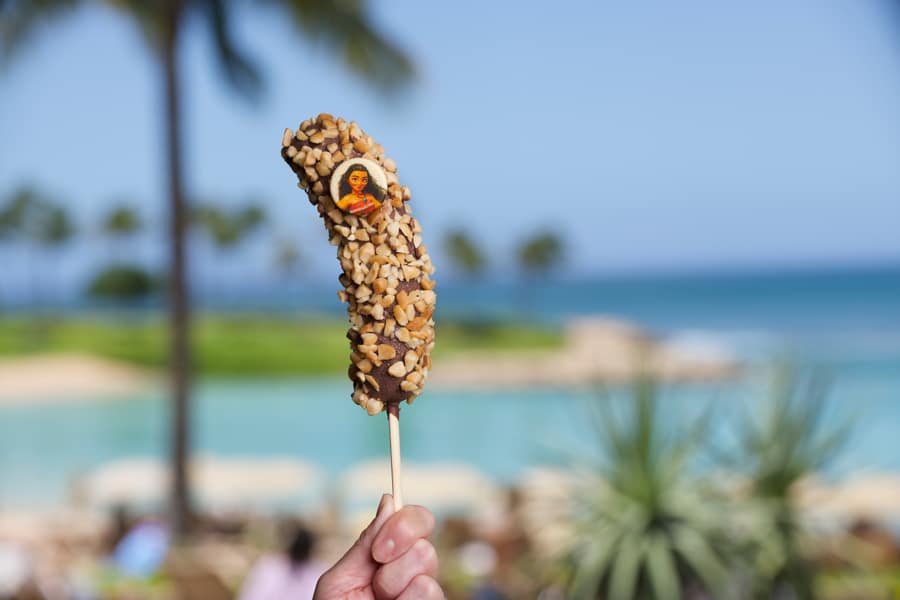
[280,114,436,416]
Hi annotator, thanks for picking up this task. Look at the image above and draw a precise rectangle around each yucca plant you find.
[564,380,741,600]
[724,367,852,600]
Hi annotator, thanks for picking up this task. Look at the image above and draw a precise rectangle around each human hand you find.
[314,495,442,599]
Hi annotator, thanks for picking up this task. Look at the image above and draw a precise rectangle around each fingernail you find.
[374,537,395,562]
[376,494,392,516]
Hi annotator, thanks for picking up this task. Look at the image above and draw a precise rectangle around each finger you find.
[359,494,396,547]
[371,505,435,564]
[373,539,438,599]
[318,494,395,589]
[396,574,443,600]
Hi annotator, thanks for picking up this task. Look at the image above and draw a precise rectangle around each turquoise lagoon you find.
[2,265,900,507]
[0,364,898,508]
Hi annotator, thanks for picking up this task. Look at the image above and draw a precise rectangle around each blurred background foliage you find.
[1,1,899,599]
[556,374,853,600]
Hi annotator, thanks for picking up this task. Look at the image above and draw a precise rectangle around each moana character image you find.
[331,158,387,217]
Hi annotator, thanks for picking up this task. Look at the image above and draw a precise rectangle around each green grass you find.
[0,315,563,375]
[818,567,900,599]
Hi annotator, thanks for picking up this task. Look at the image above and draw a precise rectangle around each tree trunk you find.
[162,0,192,540]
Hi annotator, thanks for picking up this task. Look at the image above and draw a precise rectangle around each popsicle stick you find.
[387,403,403,510]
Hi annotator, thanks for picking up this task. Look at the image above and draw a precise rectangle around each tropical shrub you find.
[564,381,740,600]
[724,367,851,599]
[88,265,158,301]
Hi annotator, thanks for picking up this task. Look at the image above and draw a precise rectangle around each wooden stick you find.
[387,403,403,510]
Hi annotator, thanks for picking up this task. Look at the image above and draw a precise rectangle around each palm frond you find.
[271,0,415,91]
[0,0,82,60]
[103,0,166,51]
[191,202,266,249]
[203,0,263,100]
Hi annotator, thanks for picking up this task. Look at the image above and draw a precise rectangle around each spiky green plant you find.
[725,367,852,600]
[565,380,740,600]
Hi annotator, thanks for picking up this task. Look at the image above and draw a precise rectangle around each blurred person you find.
[241,495,442,600]
[457,541,507,600]
[111,519,170,578]
[0,542,32,598]
[102,504,135,553]
[239,522,325,600]
[469,581,509,600]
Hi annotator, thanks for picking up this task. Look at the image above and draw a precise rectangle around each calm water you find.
[1,266,899,507]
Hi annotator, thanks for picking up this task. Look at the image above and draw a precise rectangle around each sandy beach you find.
[430,317,739,389]
[0,317,738,405]
[0,354,155,404]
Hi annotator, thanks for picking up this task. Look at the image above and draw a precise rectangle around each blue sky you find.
[2,0,900,284]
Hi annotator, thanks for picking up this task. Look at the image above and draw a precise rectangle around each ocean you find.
[1,265,898,508]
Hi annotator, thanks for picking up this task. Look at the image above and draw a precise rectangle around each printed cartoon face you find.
[347,169,369,194]
[331,158,388,217]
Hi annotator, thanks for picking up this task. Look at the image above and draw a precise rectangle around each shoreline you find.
[0,316,738,405]
[430,317,738,389]
[0,353,157,405]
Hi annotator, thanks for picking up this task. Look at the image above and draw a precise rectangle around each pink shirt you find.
[238,555,327,600]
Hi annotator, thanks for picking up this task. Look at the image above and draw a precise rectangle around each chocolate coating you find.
[280,114,435,414]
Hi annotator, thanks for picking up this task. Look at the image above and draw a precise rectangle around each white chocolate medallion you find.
[330,158,388,217]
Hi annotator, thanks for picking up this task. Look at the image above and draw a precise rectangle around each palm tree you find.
[36,205,75,246]
[443,228,486,279]
[192,203,266,300]
[193,204,265,250]
[273,236,302,305]
[34,203,76,304]
[516,230,563,312]
[102,204,142,255]
[93,204,157,311]
[517,230,564,278]
[0,187,40,235]
[275,238,301,276]
[0,205,10,310]
[1,0,413,538]
[0,187,74,305]
[0,188,31,299]
[0,187,39,308]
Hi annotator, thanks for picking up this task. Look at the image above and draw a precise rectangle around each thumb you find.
[334,494,396,574]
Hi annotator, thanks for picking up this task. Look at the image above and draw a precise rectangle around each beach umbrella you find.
[796,474,900,525]
[82,455,324,511]
[338,459,506,530]
[82,458,166,508]
[0,509,109,546]
[516,467,578,560]
[192,456,324,510]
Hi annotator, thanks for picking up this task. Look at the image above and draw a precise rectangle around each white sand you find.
[0,317,738,404]
[429,317,739,389]
[0,353,155,404]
